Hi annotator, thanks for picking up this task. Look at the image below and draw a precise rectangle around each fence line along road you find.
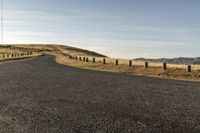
[68,55,196,73]
[0,52,33,59]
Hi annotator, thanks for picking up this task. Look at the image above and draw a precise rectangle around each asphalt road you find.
[0,55,200,133]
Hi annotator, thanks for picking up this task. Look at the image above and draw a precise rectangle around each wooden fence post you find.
[103,58,106,64]
[145,62,148,68]
[116,60,119,66]
[187,65,192,72]
[163,63,167,70]
[86,58,89,62]
[93,58,95,63]
[129,60,132,66]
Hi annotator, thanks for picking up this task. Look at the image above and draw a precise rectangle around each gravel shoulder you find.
[0,55,200,133]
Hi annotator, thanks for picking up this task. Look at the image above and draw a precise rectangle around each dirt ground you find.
[0,56,200,133]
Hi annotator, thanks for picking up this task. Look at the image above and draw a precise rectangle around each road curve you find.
[0,55,200,133]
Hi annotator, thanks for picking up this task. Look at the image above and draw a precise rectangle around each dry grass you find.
[47,52,200,81]
[1,44,200,81]
[0,48,21,54]
[76,56,200,71]
[12,44,106,57]
[0,53,42,62]
[0,46,42,61]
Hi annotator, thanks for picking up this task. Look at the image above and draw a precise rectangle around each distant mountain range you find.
[134,57,200,65]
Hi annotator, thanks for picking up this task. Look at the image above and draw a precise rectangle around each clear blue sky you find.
[3,0,200,58]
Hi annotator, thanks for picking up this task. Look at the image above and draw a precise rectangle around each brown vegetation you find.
[51,53,200,81]
[1,44,200,81]
[0,45,42,61]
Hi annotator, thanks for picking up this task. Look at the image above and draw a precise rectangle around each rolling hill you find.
[0,44,106,58]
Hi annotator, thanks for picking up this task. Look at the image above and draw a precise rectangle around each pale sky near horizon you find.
[2,0,200,59]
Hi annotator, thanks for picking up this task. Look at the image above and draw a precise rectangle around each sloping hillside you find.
[9,44,106,57]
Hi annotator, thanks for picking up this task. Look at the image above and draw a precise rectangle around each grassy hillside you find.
[0,45,42,61]
[10,44,107,57]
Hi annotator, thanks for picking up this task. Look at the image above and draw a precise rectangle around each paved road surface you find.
[0,56,200,133]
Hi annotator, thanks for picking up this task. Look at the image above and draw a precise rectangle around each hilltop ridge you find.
[0,44,107,58]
